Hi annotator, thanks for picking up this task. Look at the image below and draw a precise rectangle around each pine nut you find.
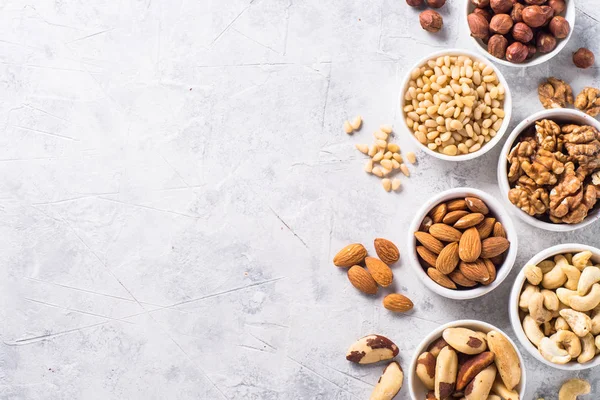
[387,143,400,153]
[355,144,368,154]
[368,145,377,157]
[343,120,353,134]
[373,151,384,162]
[384,151,393,160]
[380,124,393,134]
[381,159,393,170]
[364,159,373,173]
[393,153,403,163]
[382,178,391,192]
[406,152,416,164]
[350,116,362,130]
[392,159,400,169]
[374,130,388,140]
[372,166,383,177]
[376,139,387,148]
[442,145,458,156]
[400,163,410,177]
[391,178,401,191]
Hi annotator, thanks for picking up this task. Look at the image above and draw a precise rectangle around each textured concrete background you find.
[0,1,599,399]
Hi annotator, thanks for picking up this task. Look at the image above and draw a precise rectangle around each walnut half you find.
[575,87,600,117]
[538,77,574,109]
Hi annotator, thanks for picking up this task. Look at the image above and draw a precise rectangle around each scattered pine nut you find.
[392,159,400,169]
[382,178,392,192]
[392,178,401,190]
[381,167,392,176]
[374,130,388,140]
[380,124,393,134]
[400,163,410,177]
[393,153,403,163]
[372,166,383,177]
[364,159,373,173]
[384,151,393,160]
[368,145,377,157]
[373,151,384,162]
[350,115,362,130]
[387,143,400,153]
[355,143,369,154]
[376,139,387,148]
[343,120,353,134]
[406,152,417,164]
[380,159,393,170]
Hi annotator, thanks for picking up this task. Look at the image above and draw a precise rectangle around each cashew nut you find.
[528,292,553,323]
[560,263,581,291]
[569,283,600,312]
[596,335,600,352]
[539,337,572,364]
[543,321,555,336]
[541,289,559,311]
[556,287,577,307]
[519,283,540,310]
[577,266,600,295]
[542,258,568,289]
[591,306,600,335]
[572,251,593,271]
[559,308,592,337]
[577,333,596,363]
[558,378,590,400]
[550,330,582,358]
[524,264,543,285]
[555,316,570,331]
[538,259,556,274]
[522,315,545,347]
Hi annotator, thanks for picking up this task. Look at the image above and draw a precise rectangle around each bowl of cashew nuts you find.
[509,243,600,370]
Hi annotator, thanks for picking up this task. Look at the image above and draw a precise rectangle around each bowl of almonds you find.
[400,49,512,160]
[408,188,518,299]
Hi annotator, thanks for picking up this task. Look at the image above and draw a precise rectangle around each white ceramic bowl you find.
[408,319,527,399]
[399,49,513,162]
[407,187,518,300]
[509,243,600,370]
[465,0,576,68]
[497,108,600,232]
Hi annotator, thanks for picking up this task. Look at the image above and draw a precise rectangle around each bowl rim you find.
[408,319,527,398]
[407,187,518,300]
[508,243,600,370]
[497,108,600,232]
[398,48,513,162]
[464,0,576,68]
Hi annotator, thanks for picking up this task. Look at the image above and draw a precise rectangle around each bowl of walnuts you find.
[498,108,600,231]
[465,0,576,67]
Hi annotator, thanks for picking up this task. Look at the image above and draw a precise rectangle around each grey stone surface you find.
[1,0,599,399]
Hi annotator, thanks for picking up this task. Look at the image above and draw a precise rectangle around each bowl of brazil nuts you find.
[399,49,512,161]
[509,244,600,370]
[408,319,527,399]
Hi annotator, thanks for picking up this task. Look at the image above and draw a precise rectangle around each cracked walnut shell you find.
[538,78,574,109]
[575,87,600,117]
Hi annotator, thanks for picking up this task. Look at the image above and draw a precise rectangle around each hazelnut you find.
[426,0,446,8]
[419,10,443,32]
[488,34,509,59]
[468,12,490,39]
[473,7,493,22]
[536,31,557,53]
[471,0,490,7]
[490,0,515,14]
[549,16,570,38]
[512,22,534,42]
[490,14,514,34]
[406,0,424,6]
[573,48,595,69]
[524,0,546,4]
[506,41,529,63]
[522,5,548,28]
[526,43,537,59]
[547,0,566,15]
[511,3,524,22]
[540,5,555,23]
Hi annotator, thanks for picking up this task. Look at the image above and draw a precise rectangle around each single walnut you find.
[420,10,443,32]
[548,162,594,224]
[488,34,508,58]
[535,119,561,151]
[574,87,600,117]
[507,138,537,182]
[562,124,600,171]
[538,77,574,109]
[509,185,550,216]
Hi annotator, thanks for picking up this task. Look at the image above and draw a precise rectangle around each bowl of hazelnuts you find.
[465,0,576,67]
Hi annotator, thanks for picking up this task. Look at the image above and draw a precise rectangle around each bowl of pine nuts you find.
[399,49,512,161]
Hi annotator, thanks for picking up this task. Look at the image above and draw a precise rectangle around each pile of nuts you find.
[467,0,570,63]
[538,76,600,117]
[415,196,510,290]
[402,55,506,156]
[506,118,600,224]
[405,0,446,33]
[518,251,600,365]
[346,334,404,399]
[334,239,415,313]
[414,327,522,399]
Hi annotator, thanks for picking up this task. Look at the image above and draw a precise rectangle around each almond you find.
[436,242,460,274]
[420,216,433,232]
[417,246,438,267]
[459,260,490,283]
[374,238,400,264]
[459,227,482,263]
[476,217,496,239]
[365,257,393,287]
[333,243,367,267]
[453,213,485,229]
[447,199,467,211]
[347,266,378,294]
[429,223,462,242]
[427,267,457,289]
[383,293,414,312]
[489,254,504,266]
[443,210,469,225]
[480,237,510,258]
[465,197,489,215]
[429,203,447,223]
[415,232,444,254]
[449,269,478,287]
[493,221,506,238]
[482,259,497,285]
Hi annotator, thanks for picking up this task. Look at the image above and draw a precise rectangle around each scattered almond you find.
[374,238,400,264]
[348,265,378,295]
[333,243,367,267]
[383,293,414,312]
[365,257,393,287]
[427,268,457,289]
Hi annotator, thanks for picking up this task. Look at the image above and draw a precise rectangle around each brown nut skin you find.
[522,5,547,27]
[511,2,524,22]
[406,0,425,6]
[524,0,547,4]
[506,41,529,63]
[468,13,490,39]
[549,16,570,39]
[471,0,491,7]
[426,0,446,8]
[512,21,533,42]
[456,351,495,391]
[547,0,566,15]
[473,7,494,22]
[490,0,515,14]
[420,10,443,32]
[540,5,555,23]
[488,34,508,59]
[573,48,595,69]
[526,43,537,59]
[490,14,514,34]
[537,31,557,53]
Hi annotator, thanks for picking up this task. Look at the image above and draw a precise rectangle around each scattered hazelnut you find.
[511,3,524,22]
[488,34,508,59]
[490,0,515,14]
[537,31,557,53]
[549,16,570,39]
[522,5,548,28]
[426,0,446,8]
[512,22,534,43]
[473,7,493,22]
[468,12,490,39]
[406,0,425,6]
[573,48,595,69]
[547,0,566,15]
[490,14,514,34]
[506,41,529,63]
[471,0,490,7]
[419,10,443,32]
[526,43,537,59]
